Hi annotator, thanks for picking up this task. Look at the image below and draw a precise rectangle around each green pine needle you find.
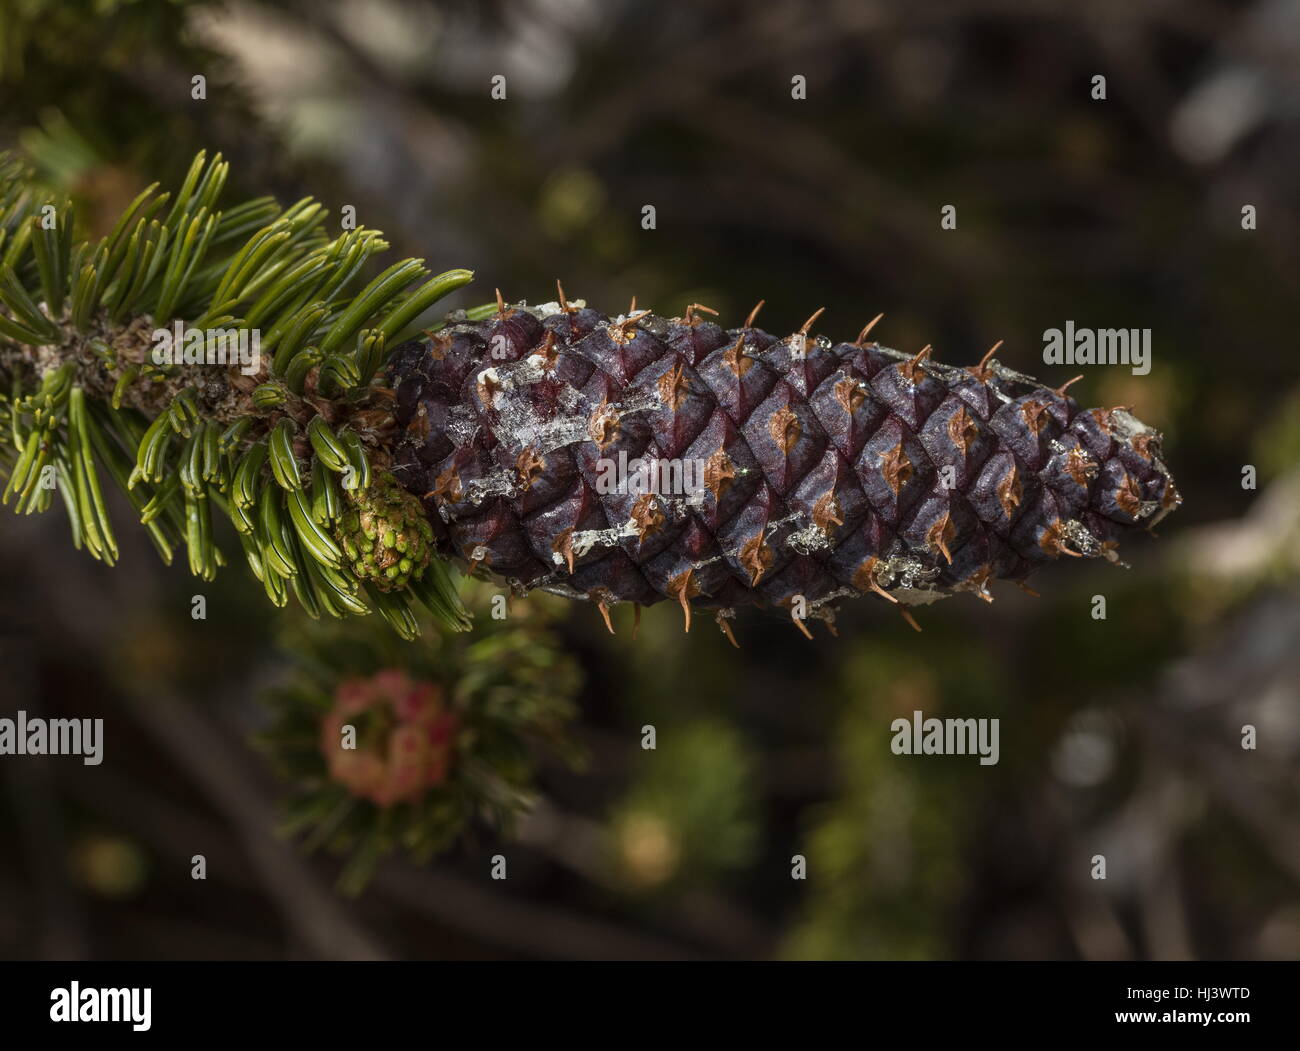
[0,150,474,639]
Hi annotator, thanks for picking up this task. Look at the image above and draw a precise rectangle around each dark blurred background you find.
[2,0,1299,960]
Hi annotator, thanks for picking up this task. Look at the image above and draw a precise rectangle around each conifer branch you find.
[0,150,480,639]
[1,150,1181,644]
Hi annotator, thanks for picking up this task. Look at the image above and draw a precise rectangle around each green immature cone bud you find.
[335,472,434,592]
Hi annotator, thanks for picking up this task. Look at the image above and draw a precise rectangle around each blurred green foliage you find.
[260,583,582,894]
